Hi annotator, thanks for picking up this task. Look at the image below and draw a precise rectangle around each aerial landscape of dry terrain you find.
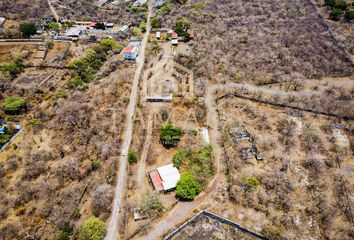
[0,0,353,240]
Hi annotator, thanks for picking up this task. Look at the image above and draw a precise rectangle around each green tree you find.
[30,118,42,126]
[172,149,185,169]
[140,191,164,216]
[79,217,106,240]
[55,89,69,99]
[130,27,141,37]
[0,127,15,145]
[91,159,101,170]
[58,224,74,240]
[128,150,138,164]
[3,96,26,115]
[19,22,36,37]
[330,8,343,20]
[324,0,336,8]
[335,1,348,10]
[175,172,201,200]
[174,18,191,39]
[49,22,60,30]
[156,5,171,16]
[139,21,147,32]
[160,124,182,148]
[241,175,260,192]
[1,57,24,79]
[99,39,117,51]
[94,22,106,30]
[344,9,354,21]
[150,17,160,29]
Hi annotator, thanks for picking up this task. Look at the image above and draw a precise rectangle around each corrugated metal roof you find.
[149,170,164,191]
[157,164,180,191]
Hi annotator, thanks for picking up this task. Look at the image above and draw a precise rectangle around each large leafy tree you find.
[175,172,201,200]
[19,22,36,37]
[79,217,106,240]
[160,124,182,148]
[174,18,191,39]
[140,191,164,216]
[3,96,26,115]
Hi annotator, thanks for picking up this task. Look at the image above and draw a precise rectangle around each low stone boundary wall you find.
[164,210,269,240]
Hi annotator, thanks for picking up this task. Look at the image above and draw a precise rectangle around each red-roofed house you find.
[124,46,138,60]
[172,31,178,39]
[171,31,178,45]
[149,164,180,191]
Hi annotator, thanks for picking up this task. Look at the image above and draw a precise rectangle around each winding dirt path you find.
[105,2,152,240]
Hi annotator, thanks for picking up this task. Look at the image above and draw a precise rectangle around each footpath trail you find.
[47,0,60,20]
[105,2,152,240]
[136,113,154,195]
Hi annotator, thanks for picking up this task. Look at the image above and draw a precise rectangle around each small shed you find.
[172,39,178,45]
[156,31,161,40]
[200,127,210,145]
[119,25,129,33]
[106,22,114,28]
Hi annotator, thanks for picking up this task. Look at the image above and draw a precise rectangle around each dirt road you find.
[105,3,152,240]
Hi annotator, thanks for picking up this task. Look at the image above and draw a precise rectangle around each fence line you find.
[163,210,269,240]
[217,93,354,120]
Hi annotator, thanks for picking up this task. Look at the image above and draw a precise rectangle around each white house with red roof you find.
[123,46,138,60]
[149,164,180,191]
[171,31,178,45]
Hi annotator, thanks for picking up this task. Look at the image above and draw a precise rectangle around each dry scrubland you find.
[0,0,144,24]
[0,41,135,238]
[51,0,145,24]
[0,0,51,20]
[162,1,353,239]
[217,97,353,239]
[170,0,353,86]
